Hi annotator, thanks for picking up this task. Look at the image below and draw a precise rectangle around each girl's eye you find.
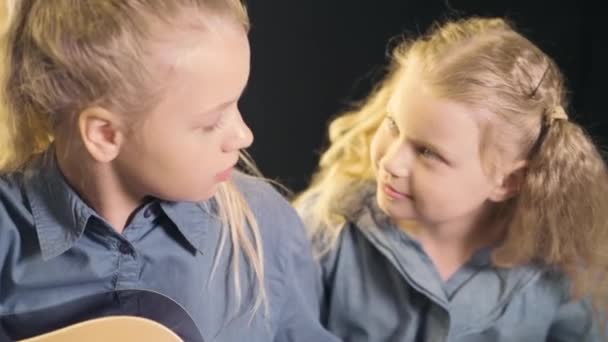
[202,114,226,133]
[416,146,443,163]
[420,147,435,158]
[385,115,399,134]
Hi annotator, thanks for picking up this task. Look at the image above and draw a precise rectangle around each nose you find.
[224,111,254,152]
[380,141,413,179]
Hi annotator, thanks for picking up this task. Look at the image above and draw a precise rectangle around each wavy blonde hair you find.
[1,0,267,317]
[295,17,608,313]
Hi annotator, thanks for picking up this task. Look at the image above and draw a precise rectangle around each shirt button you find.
[118,243,132,255]
[143,208,153,218]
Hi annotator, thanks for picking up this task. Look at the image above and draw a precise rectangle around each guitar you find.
[0,289,205,342]
[19,316,183,342]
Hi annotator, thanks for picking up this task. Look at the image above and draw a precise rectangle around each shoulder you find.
[0,171,34,265]
[0,171,27,204]
[0,171,31,229]
[230,172,308,265]
[231,172,300,231]
[231,172,320,300]
[538,272,600,340]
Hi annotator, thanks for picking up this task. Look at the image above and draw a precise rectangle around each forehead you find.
[387,68,483,158]
[143,17,250,114]
[149,15,250,74]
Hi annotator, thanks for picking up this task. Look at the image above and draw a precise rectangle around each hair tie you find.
[546,105,568,125]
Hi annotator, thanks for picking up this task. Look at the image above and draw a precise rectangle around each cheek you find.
[131,118,179,156]
[459,162,496,196]
[411,168,442,201]
[409,167,460,205]
[420,169,490,212]
[135,129,210,180]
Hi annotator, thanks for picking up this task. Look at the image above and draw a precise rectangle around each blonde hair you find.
[1,0,267,317]
[296,17,608,311]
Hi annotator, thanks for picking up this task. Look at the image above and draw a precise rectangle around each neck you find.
[54,143,144,233]
[398,205,504,280]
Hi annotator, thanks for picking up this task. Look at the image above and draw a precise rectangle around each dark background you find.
[240,1,605,193]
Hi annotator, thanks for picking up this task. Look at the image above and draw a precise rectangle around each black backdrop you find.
[240,1,606,192]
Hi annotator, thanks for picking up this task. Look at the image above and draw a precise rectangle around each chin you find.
[376,194,417,221]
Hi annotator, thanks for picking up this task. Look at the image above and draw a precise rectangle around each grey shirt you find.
[0,154,339,342]
[298,184,601,341]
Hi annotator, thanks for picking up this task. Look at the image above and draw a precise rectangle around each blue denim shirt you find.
[298,184,602,342]
[0,154,339,342]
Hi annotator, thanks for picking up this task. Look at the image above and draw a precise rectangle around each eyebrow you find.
[207,98,237,113]
[387,115,452,159]
[385,108,453,159]
[203,83,250,115]
[408,137,451,157]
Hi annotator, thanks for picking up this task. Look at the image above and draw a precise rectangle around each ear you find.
[78,107,125,163]
[489,159,527,202]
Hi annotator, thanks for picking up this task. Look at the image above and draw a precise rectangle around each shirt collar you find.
[24,150,220,260]
[24,152,96,261]
[350,182,540,308]
[159,199,221,255]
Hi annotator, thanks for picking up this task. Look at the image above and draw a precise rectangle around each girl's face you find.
[115,17,253,202]
[371,69,510,230]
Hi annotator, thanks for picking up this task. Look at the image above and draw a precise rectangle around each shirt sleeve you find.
[293,194,334,327]
[547,296,604,342]
[272,203,340,342]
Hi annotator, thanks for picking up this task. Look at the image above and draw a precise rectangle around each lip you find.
[382,183,412,200]
[215,166,234,182]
